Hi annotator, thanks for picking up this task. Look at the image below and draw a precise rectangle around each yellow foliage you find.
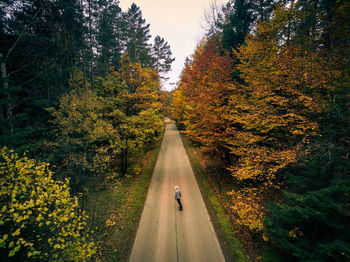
[0,147,96,261]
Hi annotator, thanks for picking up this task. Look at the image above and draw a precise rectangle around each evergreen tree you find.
[152,35,175,78]
[95,0,122,76]
[0,0,83,151]
[221,0,275,51]
[250,0,274,23]
[122,3,152,67]
[222,0,254,50]
[265,133,350,261]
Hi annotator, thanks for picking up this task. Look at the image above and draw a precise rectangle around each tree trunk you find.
[0,53,14,135]
[125,138,128,173]
[81,0,87,88]
[88,0,95,89]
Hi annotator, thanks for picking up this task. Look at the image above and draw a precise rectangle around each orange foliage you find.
[174,6,340,231]
[224,8,339,230]
[176,37,235,158]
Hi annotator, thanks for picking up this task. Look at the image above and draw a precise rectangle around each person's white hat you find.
[174,185,179,190]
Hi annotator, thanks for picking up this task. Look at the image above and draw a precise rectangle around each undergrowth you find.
[83,134,163,261]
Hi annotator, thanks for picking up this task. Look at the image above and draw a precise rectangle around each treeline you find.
[172,0,350,261]
[0,0,173,152]
[0,0,173,260]
[0,0,175,187]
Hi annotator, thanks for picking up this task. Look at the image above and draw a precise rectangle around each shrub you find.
[0,147,96,261]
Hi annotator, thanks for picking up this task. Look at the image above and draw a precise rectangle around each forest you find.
[0,0,172,260]
[1,0,349,261]
[172,0,350,261]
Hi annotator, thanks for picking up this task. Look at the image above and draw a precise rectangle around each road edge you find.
[126,127,166,261]
[178,128,248,262]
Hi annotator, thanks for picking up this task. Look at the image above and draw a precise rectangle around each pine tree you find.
[222,0,254,50]
[0,0,83,150]
[265,136,350,261]
[95,0,122,76]
[152,35,175,78]
[122,3,152,67]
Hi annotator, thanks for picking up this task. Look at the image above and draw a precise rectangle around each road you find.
[129,120,226,262]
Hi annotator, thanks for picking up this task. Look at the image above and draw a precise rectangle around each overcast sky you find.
[119,0,225,91]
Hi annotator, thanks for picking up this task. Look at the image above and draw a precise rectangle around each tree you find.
[265,142,350,261]
[0,0,84,151]
[106,55,163,174]
[265,1,350,260]
[202,0,225,36]
[225,5,325,230]
[95,0,123,76]
[222,0,254,51]
[47,69,121,191]
[152,36,175,78]
[0,147,96,261]
[177,37,234,161]
[159,89,173,117]
[171,88,187,127]
[122,3,152,67]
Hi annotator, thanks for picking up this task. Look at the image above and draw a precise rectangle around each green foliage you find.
[265,142,350,261]
[0,0,173,158]
[84,132,163,261]
[122,3,153,67]
[0,0,84,150]
[97,55,164,175]
[152,36,176,78]
[0,147,96,261]
[95,0,123,76]
[222,0,253,50]
[47,84,121,191]
[47,60,163,191]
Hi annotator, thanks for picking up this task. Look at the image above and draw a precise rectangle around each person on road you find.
[174,185,183,211]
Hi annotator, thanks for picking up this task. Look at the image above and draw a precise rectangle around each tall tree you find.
[265,1,350,260]
[151,35,175,78]
[0,0,83,150]
[95,0,122,76]
[222,0,254,50]
[177,37,234,162]
[122,3,152,67]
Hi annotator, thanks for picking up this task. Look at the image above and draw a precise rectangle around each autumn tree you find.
[171,88,187,127]
[225,5,326,231]
[264,1,350,260]
[47,69,120,191]
[159,90,173,117]
[103,55,163,174]
[176,37,234,162]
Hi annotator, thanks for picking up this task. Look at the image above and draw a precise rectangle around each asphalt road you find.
[129,120,226,262]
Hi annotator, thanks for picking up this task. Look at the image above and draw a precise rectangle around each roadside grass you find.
[84,134,163,261]
[179,132,248,262]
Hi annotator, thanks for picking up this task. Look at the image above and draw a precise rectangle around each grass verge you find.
[84,135,163,261]
[179,131,248,262]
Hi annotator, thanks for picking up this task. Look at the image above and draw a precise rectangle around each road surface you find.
[129,120,226,262]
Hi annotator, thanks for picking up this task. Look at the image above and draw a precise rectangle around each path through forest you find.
[129,119,226,262]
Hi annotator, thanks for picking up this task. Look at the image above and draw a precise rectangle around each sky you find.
[119,0,225,91]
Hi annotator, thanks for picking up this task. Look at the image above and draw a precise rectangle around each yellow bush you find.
[0,147,96,261]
